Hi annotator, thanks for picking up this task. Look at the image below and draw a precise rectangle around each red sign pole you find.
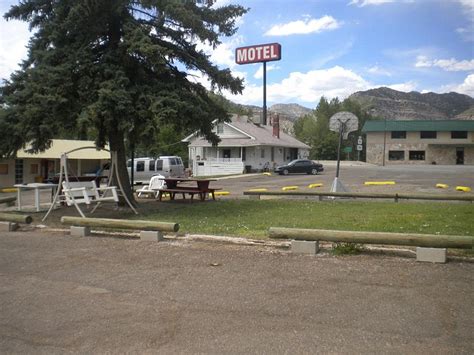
[263,61,267,125]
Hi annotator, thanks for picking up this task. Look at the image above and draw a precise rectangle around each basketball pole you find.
[335,121,344,178]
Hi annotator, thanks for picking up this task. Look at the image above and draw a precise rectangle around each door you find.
[168,157,185,177]
[456,147,464,165]
[15,159,24,184]
[292,160,305,173]
[223,149,231,160]
[155,159,164,176]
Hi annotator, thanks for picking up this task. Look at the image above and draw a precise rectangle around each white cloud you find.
[211,0,231,8]
[349,0,414,7]
[442,74,474,96]
[264,15,340,36]
[348,0,395,7]
[456,0,474,41]
[367,65,392,76]
[415,56,474,71]
[226,66,371,105]
[0,18,31,81]
[414,55,432,68]
[253,64,279,79]
[458,0,474,15]
[386,81,417,92]
[196,35,244,70]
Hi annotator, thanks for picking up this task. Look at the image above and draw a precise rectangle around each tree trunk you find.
[108,125,136,206]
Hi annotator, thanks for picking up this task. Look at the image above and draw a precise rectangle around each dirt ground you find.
[0,228,473,354]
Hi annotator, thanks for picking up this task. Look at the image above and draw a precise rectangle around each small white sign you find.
[357,138,363,145]
[357,144,363,151]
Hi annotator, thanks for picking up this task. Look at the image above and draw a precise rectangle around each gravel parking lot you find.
[1,229,473,353]
[213,163,474,196]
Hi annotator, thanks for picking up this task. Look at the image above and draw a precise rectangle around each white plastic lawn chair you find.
[136,174,166,198]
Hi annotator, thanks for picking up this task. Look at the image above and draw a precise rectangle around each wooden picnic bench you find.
[158,187,222,201]
[156,177,221,202]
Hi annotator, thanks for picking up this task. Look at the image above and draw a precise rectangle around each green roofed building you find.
[361,120,474,166]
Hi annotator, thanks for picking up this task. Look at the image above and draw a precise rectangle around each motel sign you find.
[235,43,282,125]
[235,43,281,65]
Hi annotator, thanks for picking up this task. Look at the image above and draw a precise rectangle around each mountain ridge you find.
[348,87,474,120]
[227,88,473,135]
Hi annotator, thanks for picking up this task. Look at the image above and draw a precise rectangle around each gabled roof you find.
[185,116,310,149]
[362,120,474,132]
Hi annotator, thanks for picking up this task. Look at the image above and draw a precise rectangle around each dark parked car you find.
[274,159,324,175]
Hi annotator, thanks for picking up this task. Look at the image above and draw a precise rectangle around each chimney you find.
[272,114,280,139]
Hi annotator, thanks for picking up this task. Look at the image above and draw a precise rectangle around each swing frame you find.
[42,147,138,221]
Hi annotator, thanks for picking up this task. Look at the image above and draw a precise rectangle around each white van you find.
[127,156,185,184]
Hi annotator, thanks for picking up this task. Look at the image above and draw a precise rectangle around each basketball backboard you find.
[329,112,358,139]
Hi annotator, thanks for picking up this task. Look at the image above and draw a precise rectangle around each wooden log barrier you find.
[268,227,474,249]
[61,216,179,233]
[244,191,474,202]
[0,196,16,205]
[0,212,33,224]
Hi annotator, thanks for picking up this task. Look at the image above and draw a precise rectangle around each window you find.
[391,131,406,139]
[389,151,405,161]
[409,151,425,160]
[136,161,145,172]
[30,164,39,175]
[223,149,231,158]
[149,160,155,171]
[420,131,437,139]
[451,131,467,139]
[260,148,265,158]
[156,159,163,171]
[216,123,224,134]
[0,163,8,175]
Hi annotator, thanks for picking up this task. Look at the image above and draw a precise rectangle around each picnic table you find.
[14,183,58,212]
[157,178,221,201]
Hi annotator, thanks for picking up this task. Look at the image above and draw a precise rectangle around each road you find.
[0,229,473,353]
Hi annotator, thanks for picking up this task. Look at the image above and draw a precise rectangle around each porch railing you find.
[204,157,243,163]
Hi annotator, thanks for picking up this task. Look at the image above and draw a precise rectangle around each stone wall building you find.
[362,120,474,165]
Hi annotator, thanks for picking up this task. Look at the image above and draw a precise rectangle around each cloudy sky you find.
[1,0,473,108]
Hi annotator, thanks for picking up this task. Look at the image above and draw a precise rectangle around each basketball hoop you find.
[329,112,358,139]
[328,112,359,194]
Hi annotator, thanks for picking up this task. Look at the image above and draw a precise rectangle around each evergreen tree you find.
[0,0,247,202]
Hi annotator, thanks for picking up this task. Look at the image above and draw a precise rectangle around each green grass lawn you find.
[139,200,474,239]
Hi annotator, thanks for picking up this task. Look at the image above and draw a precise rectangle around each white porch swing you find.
[42,147,138,221]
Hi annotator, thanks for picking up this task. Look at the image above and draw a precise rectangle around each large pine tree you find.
[0,0,247,201]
